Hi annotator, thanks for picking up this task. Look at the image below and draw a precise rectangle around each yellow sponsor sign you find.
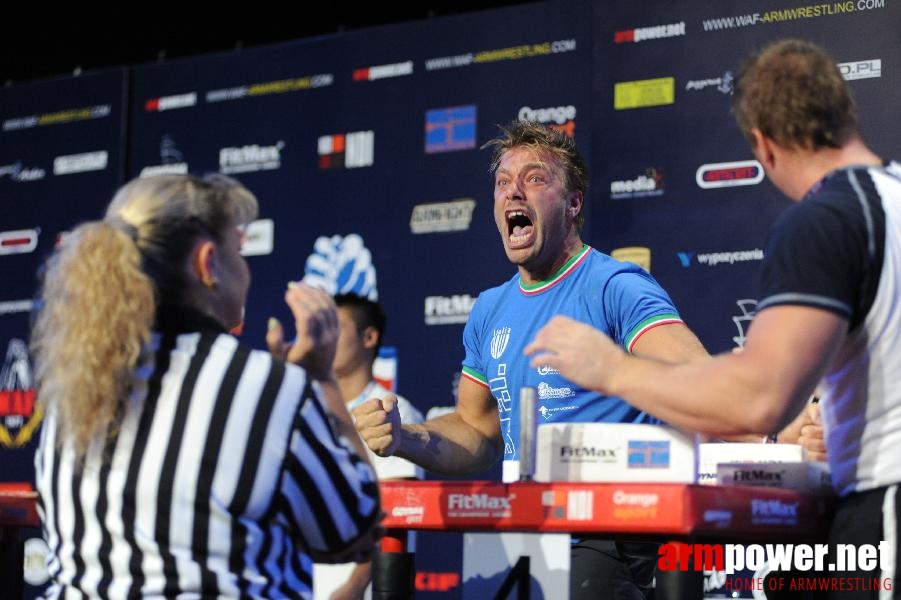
[614,77,675,110]
[611,246,652,273]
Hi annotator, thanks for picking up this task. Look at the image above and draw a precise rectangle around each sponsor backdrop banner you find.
[594,0,901,354]
[1,0,900,598]
[0,67,128,598]
[127,4,591,597]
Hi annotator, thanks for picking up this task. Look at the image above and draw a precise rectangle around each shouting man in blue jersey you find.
[354,120,710,599]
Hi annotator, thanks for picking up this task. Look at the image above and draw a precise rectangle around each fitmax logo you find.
[448,494,511,510]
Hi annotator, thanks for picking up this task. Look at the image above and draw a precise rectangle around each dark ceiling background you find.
[1,2,535,86]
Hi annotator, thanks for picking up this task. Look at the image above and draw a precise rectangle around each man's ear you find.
[568,190,583,219]
[751,128,776,169]
[193,239,218,288]
[361,325,380,350]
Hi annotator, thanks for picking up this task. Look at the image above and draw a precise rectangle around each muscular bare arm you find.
[526,305,846,437]
[354,376,502,477]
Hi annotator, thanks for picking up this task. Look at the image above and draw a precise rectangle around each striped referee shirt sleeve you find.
[279,374,380,562]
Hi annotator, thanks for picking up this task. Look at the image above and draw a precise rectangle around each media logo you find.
[425,105,477,154]
[318,131,374,169]
[610,167,664,199]
[410,198,476,234]
[614,78,675,110]
[696,160,764,189]
[303,233,378,299]
[0,228,39,255]
[0,339,42,448]
[611,247,651,273]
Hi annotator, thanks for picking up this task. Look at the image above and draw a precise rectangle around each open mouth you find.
[507,210,534,246]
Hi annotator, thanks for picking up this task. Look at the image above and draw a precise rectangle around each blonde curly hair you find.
[30,174,258,462]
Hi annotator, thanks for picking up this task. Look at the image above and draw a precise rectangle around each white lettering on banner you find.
[410,199,476,234]
[0,300,33,315]
[345,131,374,168]
[424,295,475,325]
[695,249,764,266]
[633,22,686,42]
[613,491,658,507]
[140,163,189,177]
[838,59,881,80]
[53,151,108,175]
[219,142,283,174]
[366,61,413,80]
[0,229,39,255]
[156,93,197,111]
[239,219,274,257]
[517,105,576,124]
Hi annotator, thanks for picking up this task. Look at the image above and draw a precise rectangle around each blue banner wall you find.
[0,68,127,480]
[2,0,901,597]
[591,0,901,353]
[127,0,593,443]
[0,67,127,598]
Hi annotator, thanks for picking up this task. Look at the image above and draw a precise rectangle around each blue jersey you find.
[462,245,683,481]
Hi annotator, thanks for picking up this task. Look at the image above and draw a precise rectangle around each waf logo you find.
[0,339,42,448]
[302,233,377,299]
[696,160,764,189]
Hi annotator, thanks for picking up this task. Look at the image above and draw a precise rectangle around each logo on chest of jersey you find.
[537,364,560,376]
[537,381,574,400]
[490,327,511,359]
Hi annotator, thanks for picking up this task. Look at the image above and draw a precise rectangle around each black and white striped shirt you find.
[35,308,380,599]
[759,161,901,497]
